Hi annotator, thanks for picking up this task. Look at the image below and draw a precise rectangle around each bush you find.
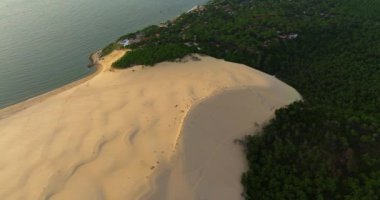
[112,44,195,68]
[101,42,120,57]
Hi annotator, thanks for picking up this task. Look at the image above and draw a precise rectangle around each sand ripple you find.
[0,51,300,200]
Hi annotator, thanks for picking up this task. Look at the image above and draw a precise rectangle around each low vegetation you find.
[104,0,380,199]
[112,44,195,68]
[101,42,121,57]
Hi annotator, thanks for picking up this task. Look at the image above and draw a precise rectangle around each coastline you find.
[0,54,300,199]
[0,0,376,199]
[0,50,105,120]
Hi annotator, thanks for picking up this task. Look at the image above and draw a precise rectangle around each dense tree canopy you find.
[103,0,380,199]
[112,44,194,68]
[242,102,380,199]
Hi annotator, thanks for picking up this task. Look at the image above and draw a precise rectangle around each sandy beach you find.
[0,50,105,120]
[0,50,300,200]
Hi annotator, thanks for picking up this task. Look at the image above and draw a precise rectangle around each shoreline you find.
[0,54,300,199]
[0,50,104,120]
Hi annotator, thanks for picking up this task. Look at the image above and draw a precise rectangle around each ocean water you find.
[0,0,207,108]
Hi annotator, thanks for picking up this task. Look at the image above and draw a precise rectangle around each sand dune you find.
[0,50,300,200]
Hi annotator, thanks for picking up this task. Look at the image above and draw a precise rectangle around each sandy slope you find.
[0,51,300,200]
[141,87,300,200]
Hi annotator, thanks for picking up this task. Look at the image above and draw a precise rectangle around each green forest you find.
[104,0,380,199]
[112,44,194,68]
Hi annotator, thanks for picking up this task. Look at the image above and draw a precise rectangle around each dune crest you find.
[140,87,301,200]
[0,51,300,200]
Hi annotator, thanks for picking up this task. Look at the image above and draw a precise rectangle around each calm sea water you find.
[0,0,207,108]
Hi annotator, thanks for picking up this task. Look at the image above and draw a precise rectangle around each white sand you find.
[0,51,300,200]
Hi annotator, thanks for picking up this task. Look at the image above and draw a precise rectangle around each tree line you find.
[104,0,380,199]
